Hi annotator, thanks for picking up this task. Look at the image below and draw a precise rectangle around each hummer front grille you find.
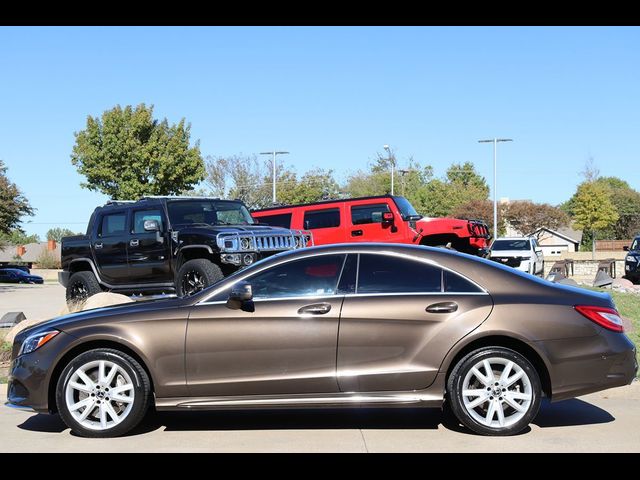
[216,230,313,253]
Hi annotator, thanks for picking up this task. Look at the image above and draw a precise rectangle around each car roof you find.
[493,237,532,241]
[252,195,401,212]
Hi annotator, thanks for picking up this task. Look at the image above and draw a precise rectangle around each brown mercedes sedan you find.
[5,244,637,437]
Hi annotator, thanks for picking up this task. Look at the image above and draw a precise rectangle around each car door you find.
[337,252,494,392]
[127,207,172,283]
[349,201,401,243]
[185,253,347,397]
[302,207,346,244]
[93,210,130,284]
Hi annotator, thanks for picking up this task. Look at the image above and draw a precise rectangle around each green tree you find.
[71,104,205,199]
[46,227,80,242]
[278,168,341,205]
[0,230,40,246]
[572,182,619,250]
[0,160,34,235]
[562,175,640,240]
[422,162,489,217]
[204,154,298,209]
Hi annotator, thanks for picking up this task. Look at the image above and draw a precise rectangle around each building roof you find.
[0,242,61,262]
[532,225,583,244]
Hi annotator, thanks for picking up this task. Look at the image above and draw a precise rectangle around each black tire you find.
[447,347,542,436]
[176,258,224,297]
[66,271,101,307]
[56,348,151,438]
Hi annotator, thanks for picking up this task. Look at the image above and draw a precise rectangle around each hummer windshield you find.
[167,200,255,227]
[392,196,422,220]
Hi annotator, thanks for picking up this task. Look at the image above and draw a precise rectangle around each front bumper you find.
[5,331,75,414]
[625,260,639,281]
[58,271,70,287]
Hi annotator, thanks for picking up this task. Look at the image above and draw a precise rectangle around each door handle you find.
[130,239,139,247]
[351,230,363,237]
[297,303,332,315]
[426,301,458,314]
[94,243,103,249]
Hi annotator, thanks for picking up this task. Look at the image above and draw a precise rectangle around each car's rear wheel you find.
[447,347,541,436]
[56,348,151,438]
[66,271,101,307]
[176,259,223,297]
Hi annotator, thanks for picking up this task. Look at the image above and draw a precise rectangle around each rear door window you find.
[303,208,340,230]
[257,213,292,228]
[357,254,442,293]
[99,212,127,237]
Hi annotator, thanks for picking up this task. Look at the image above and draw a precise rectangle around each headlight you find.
[18,330,59,356]
[627,255,638,263]
[240,238,251,250]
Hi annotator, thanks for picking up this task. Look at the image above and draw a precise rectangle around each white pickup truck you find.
[489,237,544,276]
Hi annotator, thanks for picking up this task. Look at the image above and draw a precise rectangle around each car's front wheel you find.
[56,348,151,438]
[447,347,542,436]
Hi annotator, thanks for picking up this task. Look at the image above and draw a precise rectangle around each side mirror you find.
[623,246,629,251]
[382,212,395,225]
[226,281,255,312]
[144,219,160,232]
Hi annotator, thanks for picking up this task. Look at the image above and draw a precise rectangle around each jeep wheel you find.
[66,271,101,307]
[177,259,224,297]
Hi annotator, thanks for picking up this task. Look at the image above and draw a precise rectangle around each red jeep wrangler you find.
[252,195,490,256]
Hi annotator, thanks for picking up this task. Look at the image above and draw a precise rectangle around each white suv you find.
[489,237,544,276]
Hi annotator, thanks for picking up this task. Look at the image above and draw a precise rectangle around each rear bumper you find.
[58,271,70,288]
[539,332,637,402]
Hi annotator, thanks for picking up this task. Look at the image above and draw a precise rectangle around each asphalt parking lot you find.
[1,283,639,452]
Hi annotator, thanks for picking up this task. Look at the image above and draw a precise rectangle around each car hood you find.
[179,224,301,235]
[490,250,532,258]
[14,296,185,340]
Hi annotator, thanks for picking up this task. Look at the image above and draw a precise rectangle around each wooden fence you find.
[595,239,632,251]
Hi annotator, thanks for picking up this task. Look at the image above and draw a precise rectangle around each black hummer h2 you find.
[59,197,312,304]
[624,236,640,284]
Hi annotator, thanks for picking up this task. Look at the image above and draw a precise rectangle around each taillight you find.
[574,305,625,332]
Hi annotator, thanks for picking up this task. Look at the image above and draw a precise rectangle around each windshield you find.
[392,196,422,220]
[167,200,255,228]
[492,239,531,251]
[632,239,640,251]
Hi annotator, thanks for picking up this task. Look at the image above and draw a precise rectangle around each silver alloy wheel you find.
[65,359,135,431]
[461,357,533,429]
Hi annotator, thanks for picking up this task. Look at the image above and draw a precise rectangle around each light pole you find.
[383,144,394,195]
[478,138,512,240]
[260,150,290,203]
[398,169,410,196]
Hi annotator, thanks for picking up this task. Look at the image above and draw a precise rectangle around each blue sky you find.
[1,26,639,239]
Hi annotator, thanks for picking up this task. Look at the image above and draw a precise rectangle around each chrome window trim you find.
[196,248,488,305]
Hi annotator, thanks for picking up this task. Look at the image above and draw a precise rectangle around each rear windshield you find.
[492,239,531,251]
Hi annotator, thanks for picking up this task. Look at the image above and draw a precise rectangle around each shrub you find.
[35,250,61,269]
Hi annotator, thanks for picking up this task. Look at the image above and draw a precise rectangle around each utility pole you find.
[383,144,394,195]
[260,150,290,203]
[478,138,513,240]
